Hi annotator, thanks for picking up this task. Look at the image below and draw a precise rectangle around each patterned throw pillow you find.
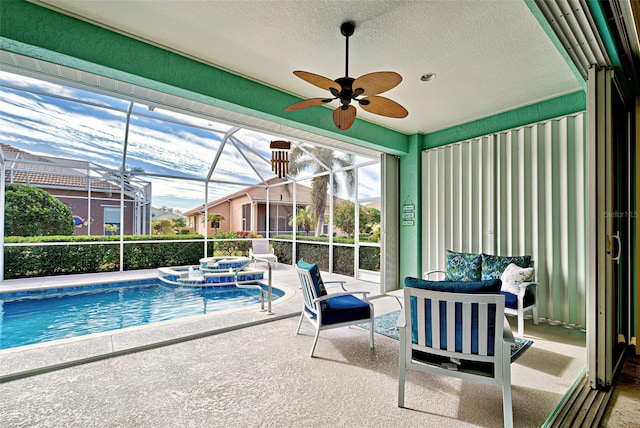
[445,250,482,281]
[500,263,535,294]
[481,254,531,280]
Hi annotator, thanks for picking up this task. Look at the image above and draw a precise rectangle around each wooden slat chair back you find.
[397,287,515,427]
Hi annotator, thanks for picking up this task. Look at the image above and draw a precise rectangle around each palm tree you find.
[288,145,354,236]
[204,213,225,234]
[289,205,315,235]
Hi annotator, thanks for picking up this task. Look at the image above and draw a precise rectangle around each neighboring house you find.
[151,207,186,222]
[151,207,187,233]
[183,177,320,237]
[2,143,152,236]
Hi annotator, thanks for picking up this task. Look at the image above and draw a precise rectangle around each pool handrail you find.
[232,257,273,315]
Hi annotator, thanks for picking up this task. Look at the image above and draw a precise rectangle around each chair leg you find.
[533,306,539,325]
[502,383,513,428]
[517,314,524,337]
[310,327,321,357]
[295,311,305,334]
[369,318,375,349]
[398,334,406,407]
[502,347,513,428]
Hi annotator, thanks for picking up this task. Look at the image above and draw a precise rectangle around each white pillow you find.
[500,263,535,294]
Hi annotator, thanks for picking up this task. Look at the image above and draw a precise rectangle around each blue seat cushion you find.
[320,294,371,325]
[404,277,502,356]
[501,290,535,309]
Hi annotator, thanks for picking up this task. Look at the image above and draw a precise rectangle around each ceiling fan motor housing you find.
[335,77,355,107]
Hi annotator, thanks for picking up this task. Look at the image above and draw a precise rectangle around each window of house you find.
[103,207,121,236]
[242,203,251,231]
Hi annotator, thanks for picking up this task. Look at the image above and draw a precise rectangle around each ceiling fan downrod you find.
[340,21,355,78]
[338,21,357,108]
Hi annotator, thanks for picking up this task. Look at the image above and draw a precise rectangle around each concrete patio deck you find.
[0,264,596,426]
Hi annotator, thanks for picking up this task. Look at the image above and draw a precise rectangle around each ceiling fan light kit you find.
[284,21,408,130]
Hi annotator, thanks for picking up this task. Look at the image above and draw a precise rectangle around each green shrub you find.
[333,245,354,276]
[359,246,381,271]
[4,184,74,236]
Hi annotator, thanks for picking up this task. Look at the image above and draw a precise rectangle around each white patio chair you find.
[295,259,374,357]
[397,286,515,427]
[249,239,277,269]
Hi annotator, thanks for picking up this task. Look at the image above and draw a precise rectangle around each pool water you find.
[0,281,283,350]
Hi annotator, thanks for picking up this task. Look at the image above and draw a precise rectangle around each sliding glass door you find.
[587,66,633,388]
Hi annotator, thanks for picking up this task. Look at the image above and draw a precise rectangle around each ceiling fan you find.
[284,21,408,131]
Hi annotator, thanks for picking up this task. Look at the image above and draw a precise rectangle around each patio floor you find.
[0,264,593,426]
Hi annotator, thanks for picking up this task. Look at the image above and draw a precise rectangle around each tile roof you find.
[2,143,141,192]
[183,177,313,215]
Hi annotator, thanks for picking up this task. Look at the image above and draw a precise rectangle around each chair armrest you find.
[423,270,447,280]
[312,290,370,303]
[502,317,516,345]
[517,281,538,299]
[323,280,348,291]
[396,306,406,329]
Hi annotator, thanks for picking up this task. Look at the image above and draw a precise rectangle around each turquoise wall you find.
[399,134,423,279]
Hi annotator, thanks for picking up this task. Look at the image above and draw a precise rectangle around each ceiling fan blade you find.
[358,96,408,118]
[283,98,332,112]
[293,71,341,92]
[353,72,402,96]
[333,105,357,130]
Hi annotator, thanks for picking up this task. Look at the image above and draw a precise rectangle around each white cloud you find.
[1,72,381,213]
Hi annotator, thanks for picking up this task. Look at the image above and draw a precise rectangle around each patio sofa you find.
[424,250,538,337]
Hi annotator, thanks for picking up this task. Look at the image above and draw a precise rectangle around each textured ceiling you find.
[33,0,581,135]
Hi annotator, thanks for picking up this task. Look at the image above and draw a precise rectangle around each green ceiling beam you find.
[0,0,409,155]
[423,91,586,149]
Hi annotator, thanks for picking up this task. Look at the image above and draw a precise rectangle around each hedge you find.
[271,235,380,276]
[3,234,380,279]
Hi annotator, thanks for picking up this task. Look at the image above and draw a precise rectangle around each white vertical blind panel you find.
[422,113,586,326]
[481,137,496,255]
[421,137,494,273]
[495,114,586,325]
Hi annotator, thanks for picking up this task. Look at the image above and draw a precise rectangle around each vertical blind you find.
[422,112,586,326]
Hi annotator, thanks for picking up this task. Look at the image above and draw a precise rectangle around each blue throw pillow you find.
[297,259,328,310]
[445,250,482,281]
[481,254,531,280]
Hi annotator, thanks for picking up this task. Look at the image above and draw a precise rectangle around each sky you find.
[0,70,381,212]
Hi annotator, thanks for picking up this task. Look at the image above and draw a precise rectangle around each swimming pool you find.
[0,280,285,350]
